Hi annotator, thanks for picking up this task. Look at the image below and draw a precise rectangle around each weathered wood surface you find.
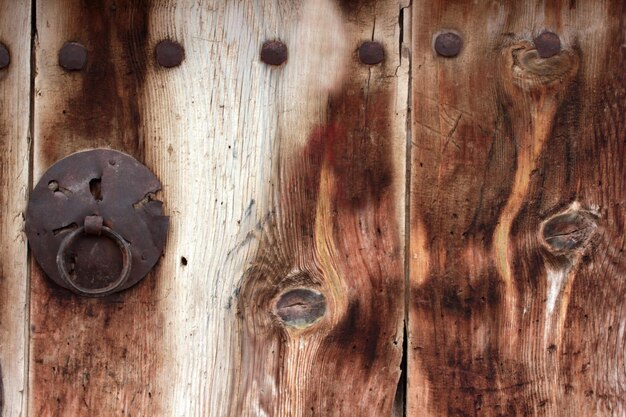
[233,0,408,414]
[31,1,407,416]
[409,1,626,416]
[0,2,31,417]
[32,2,165,416]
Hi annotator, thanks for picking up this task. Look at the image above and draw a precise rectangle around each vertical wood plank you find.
[31,2,164,416]
[409,1,625,415]
[31,1,408,416]
[0,1,31,417]
[233,0,408,414]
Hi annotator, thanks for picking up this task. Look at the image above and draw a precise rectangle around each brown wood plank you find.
[233,0,408,415]
[409,1,626,415]
[31,1,408,416]
[31,2,164,416]
[0,1,31,416]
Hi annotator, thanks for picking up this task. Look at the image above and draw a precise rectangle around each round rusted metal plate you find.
[26,149,169,295]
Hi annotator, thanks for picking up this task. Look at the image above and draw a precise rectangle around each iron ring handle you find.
[56,225,132,296]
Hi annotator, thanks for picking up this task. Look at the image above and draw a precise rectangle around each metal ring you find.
[56,226,132,296]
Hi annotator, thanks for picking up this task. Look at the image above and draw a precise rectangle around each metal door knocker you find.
[25,149,169,296]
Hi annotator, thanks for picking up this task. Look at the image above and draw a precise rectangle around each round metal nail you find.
[358,41,385,65]
[533,31,561,58]
[155,40,185,68]
[0,43,10,70]
[260,40,288,66]
[58,42,87,71]
[434,32,463,58]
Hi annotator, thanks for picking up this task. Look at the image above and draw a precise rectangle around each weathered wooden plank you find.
[31,1,408,416]
[232,0,408,414]
[409,1,625,415]
[0,1,31,416]
[31,2,164,416]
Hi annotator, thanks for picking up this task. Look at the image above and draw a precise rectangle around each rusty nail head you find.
[155,40,185,68]
[260,40,288,66]
[59,42,87,71]
[0,43,10,69]
[434,32,463,57]
[533,31,561,59]
[358,41,385,65]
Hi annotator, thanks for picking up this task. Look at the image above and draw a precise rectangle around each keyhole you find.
[89,178,102,201]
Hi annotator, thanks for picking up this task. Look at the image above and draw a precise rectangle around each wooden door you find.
[0,1,623,416]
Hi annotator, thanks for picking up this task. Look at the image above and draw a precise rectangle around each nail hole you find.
[89,178,102,201]
[181,256,187,266]
[48,180,59,191]
[274,288,326,329]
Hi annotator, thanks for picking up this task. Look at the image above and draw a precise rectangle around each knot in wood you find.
[506,41,578,90]
[274,288,326,329]
[540,210,598,255]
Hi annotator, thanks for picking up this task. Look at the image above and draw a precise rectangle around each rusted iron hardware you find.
[260,40,288,66]
[358,41,385,65]
[25,149,169,296]
[533,31,561,58]
[434,31,463,57]
[59,41,88,71]
[0,43,9,69]
[155,39,185,68]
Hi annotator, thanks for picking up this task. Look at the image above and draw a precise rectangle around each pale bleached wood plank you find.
[0,2,31,417]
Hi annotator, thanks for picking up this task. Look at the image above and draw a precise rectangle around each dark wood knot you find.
[274,288,326,329]
[540,210,598,255]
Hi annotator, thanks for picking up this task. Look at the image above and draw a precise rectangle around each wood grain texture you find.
[234,0,408,415]
[409,1,626,416]
[31,1,407,416]
[31,2,163,416]
[0,2,31,417]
